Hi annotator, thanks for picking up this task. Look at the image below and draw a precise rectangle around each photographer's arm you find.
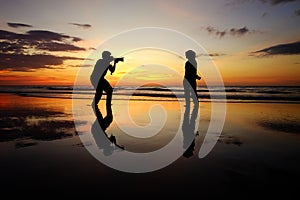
[109,62,116,75]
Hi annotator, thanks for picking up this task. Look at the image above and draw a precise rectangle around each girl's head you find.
[185,50,196,60]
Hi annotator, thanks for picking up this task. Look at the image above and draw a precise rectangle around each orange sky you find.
[0,0,300,86]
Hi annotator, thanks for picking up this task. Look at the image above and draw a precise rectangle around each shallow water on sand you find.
[0,93,299,197]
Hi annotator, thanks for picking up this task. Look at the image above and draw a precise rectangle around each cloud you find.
[0,41,24,54]
[0,29,82,43]
[35,42,85,51]
[197,53,226,57]
[226,0,299,6]
[7,22,33,28]
[69,64,93,68]
[0,53,85,71]
[0,29,87,71]
[252,41,300,56]
[26,30,82,42]
[259,0,299,5]
[261,12,268,18]
[0,29,85,54]
[69,23,92,29]
[204,26,258,38]
[230,26,250,36]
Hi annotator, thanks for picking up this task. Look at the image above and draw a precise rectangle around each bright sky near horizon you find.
[0,0,299,86]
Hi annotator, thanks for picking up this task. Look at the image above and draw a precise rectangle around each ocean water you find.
[0,85,300,196]
[0,85,299,103]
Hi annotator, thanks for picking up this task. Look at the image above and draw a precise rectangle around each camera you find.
[114,57,124,63]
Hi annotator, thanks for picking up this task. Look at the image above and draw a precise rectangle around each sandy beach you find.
[0,93,299,197]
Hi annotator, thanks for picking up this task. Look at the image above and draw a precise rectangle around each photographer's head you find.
[102,51,114,62]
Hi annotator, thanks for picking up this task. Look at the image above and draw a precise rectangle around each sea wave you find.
[0,85,299,103]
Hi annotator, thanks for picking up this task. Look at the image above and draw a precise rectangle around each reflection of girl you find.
[183,50,201,104]
[182,101,199,158]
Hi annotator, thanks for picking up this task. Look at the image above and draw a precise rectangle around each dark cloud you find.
[0,29,87,71]
[295,9,300,16]
[259,0,299,5]
[206,26,216,33]
[230,26,249,36]
[69,23,92,29]
[0,29,85,54]
[0,29,82,44]
[206,26,226,38]
[252,41,300,56]
[261,12,268,18]
[69,64,93,68]
[226,0,299,6]
[35,42,85,52]
[0,41,24,54]
[26,30,82,42]
[0,30,19,40]
[0,53,85,71]
[197,53,226,57]
[7,22,33,28]
[217,30,226,38]
[204,26,257,38]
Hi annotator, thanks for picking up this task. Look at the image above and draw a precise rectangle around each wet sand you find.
[0,93,299,197]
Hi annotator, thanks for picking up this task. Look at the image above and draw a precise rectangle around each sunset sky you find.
[0,0,299,86]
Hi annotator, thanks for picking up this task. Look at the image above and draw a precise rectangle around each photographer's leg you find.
[106,85,113,106]
[94,81,104,106]
[103,79,113,106]
[94,90,103,106]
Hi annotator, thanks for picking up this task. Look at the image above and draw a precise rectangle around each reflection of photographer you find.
[90,51,124,107]
[91,104,124,156]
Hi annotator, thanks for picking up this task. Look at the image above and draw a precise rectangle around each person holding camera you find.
[90,51,123,108]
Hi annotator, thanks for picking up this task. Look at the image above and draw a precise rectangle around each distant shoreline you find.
[0,85,299,103]
[1,93,299,104]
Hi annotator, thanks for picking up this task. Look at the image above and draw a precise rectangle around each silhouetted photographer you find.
[90,51,124,107]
